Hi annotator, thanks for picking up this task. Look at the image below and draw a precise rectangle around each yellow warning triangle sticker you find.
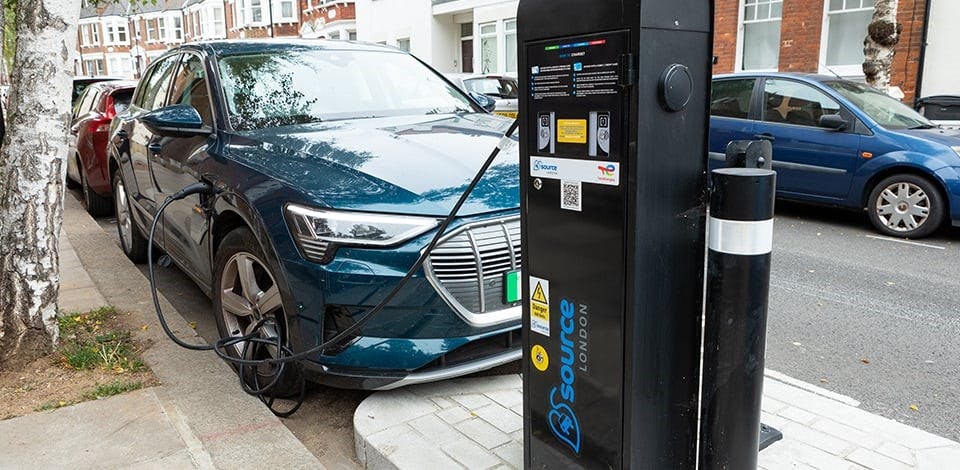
[531,282,548,304]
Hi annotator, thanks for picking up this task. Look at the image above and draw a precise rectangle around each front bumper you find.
[275,211,523,389]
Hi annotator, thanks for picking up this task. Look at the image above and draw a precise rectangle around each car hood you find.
[896,127,960,148]
[224,113,519,217]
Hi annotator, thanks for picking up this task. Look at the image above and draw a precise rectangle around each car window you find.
[826,80,936,130]
[138,55,180,111]
[463,78,519,99]
[73,88,94,117]
[168,54,213,125]
[711,79,755,119]
[111,90,134,115]
[763,79,842,127]
[218,49,476,130]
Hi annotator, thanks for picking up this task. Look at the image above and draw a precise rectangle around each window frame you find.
[474,17,518,75]
[102,17,129,46]
[167,52,217,128]
[759,77,858,132]
[133,53,182,112]
[736,0,783,72]
[710,77,760,121]
[274,0,297,22]
[819,0,876,77]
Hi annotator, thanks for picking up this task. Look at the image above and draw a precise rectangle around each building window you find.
[479,22,497,74]
[397,38,411,53]
[80,24,100,46]
[83,58,105,76]
[477,19,517,74]
[504,19,517,73]
[107,55,134,78]
[146,19,158,41]
[158,17,167,39]
[244,0,265,25]
[460,23,473,73]
[823,0,875,76]
[349,31,357,41]
[329,31,340,40]
[103,18,129,45]
[200,5,226,38]
[739,0,782,71]
[275,0,296,21]
[171,15,183,41]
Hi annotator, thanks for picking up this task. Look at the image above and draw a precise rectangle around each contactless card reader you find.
[519,1,713,468]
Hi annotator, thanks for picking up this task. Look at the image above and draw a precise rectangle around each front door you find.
[150,53,216,283]
[461,39,474,73]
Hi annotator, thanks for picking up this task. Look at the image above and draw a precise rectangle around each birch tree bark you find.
[863,0,901,90]
[0,0,81,367]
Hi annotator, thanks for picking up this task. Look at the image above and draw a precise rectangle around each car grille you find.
[424,216,522,326]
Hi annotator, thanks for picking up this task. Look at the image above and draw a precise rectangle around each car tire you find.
[113,171,149,263]
[213,227,300,398]
[867,174,945,239]
[81,163,112,217]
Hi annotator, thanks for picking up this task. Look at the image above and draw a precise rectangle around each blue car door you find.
[753,78,861,200]
[708,78,759,170]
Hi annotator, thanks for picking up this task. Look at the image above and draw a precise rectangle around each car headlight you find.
[285,204,439,263]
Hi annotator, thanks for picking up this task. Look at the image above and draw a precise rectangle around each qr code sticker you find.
[561,180,582,212]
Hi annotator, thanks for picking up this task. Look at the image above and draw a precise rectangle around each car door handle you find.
[148,143,163,154]
[754,133,775,142]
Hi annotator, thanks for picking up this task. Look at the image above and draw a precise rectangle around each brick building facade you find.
[76,0,356,79]
[713,0,929,102]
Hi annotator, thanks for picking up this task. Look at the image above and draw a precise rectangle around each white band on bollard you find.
[708,217,774,256]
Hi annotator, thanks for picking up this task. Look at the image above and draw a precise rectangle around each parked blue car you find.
[710,73,960,238]
[108,40,521,391]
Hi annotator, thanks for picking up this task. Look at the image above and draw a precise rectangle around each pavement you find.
[0,197,322,469]
[354,373,960,470]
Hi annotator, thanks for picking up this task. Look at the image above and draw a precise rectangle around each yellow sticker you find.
[532,282,548,304]
[557,119,588,144]
[531,344,549,372]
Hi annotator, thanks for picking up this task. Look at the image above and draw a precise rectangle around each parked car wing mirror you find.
[819,114,848,131]
[469,92,497,113]
[142,104,212,137]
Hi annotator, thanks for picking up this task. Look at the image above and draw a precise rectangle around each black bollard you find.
[700,168,777,470]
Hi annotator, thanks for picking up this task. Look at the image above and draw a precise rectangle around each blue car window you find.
[711,79,756,119]
[763,79,842,127]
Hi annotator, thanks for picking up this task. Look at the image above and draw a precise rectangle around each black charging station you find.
[519,1,714,468]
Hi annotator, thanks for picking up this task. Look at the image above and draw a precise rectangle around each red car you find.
[67,80,137,216]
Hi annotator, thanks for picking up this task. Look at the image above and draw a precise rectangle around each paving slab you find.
[354,373,960,469]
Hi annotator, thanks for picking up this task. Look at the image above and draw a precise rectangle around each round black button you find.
[659,64,693,112]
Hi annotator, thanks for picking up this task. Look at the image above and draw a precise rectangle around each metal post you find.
[699,168,776,470]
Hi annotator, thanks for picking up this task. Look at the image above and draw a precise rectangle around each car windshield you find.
[218,48,477,130]
[825,80,936,130]
[463,78,519,99]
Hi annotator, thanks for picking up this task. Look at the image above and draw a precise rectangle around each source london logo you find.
[598,164,616,177]
[534,160,559,173]
[547,299,581,454]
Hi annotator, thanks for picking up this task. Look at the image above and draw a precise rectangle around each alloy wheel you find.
[219,252,284,358]
[874,181,930,233]
[114,177,133,250]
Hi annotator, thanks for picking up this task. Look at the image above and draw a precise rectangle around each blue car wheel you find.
[867,174,945,239]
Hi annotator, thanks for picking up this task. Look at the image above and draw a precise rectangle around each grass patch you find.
[83,380,143,400]
[57,307,146,373]
[34,400,73,412]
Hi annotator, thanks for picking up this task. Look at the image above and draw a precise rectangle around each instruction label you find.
[530,276,550,337]
[557,119,588,144]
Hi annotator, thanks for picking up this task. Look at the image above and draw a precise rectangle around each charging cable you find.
[147,119,519,416]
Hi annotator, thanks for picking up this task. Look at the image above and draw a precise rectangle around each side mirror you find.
[141,104,211,137]
[469,92,497,113]
[819,114,848,131]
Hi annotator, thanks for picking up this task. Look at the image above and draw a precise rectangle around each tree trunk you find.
[863,0,901,90]
[0,0,81,368]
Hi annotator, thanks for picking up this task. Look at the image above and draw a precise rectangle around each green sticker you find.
[504,270,521,303]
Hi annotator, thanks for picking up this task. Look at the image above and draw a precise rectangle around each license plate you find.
[496,111,518,119]
[504,270,521,303]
